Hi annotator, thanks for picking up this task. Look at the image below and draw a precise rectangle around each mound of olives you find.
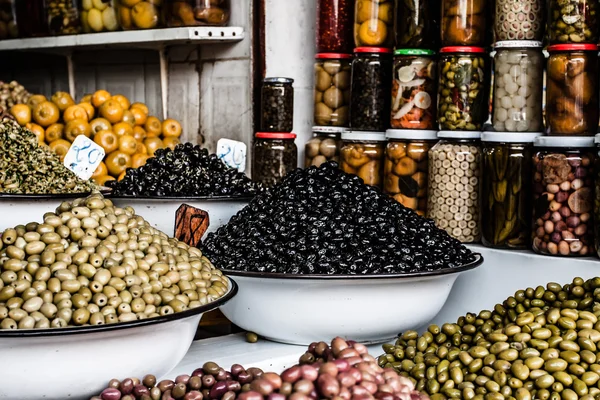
[0,194,228,330]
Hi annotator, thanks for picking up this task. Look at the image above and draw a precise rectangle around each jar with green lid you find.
[340,131,386,188]
[305,126,345,167]
[314,53,352,127]
[532,136,595,257]
[441,0,486,47]
[427,131,482,243]
[394,0,439,49]
[252,132,298,188]
[481,132,540,249]
[384,129,437,217]
[261,77,294,133]
[548,0,598,44]
[391,49,437,131]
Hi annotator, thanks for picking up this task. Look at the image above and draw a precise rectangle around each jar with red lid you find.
[314,53,352,127]
[317,0,354,53]
[394,0,439,49]
[438,46,488,131]
[441,0,486,46]
[548,0,597,44]
[252,132,298,188]
[350,47,393,132]
[546,44,599,136]
[353,0,393,48]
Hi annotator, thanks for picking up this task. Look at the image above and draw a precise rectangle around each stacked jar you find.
[79,0,119,32]
[46,0,81,35]
[393,0,439,49]
[353,0,393,48]
[441,0,487,47]
[0,0,18,39]
[304,127,345,168]
[594,134,600,257]
[317,0,354,53]
[314,54,352,127]
[340,131,386,189]
[493,0,545,42]
[548,0,598,44]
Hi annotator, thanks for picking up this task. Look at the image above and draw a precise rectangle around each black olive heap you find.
[107,143,261,197]
[202,162,474,274]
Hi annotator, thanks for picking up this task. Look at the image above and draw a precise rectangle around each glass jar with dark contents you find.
[46,0,80,35]
[164,0,230,27]
[0,0,18,39]
[317,0,354,53]
[261,77,294,133]
[15,0,47,37]
[394,0,439,49]
[252,132,298,188]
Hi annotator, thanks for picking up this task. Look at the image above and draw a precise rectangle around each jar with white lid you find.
[384,129,437,216]
[427,131,482,243]
[532,136,595,256]
[492,41,544,133]
[340,131,386,188]
[305,126,345,167]
[481,132,540,249]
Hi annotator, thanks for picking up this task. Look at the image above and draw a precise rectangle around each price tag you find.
[216,138,247,173]
[63,135,105,181]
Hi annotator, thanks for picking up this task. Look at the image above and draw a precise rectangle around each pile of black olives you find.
[107,143,261,197]
[202,162,474,275]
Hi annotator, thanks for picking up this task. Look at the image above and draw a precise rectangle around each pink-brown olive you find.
[226,380,242,392]
[216,369,229,381]
[202,375,215,388]
[236,371,253,384]
[556,191,569,203]
[184,391,203,400]
[319,362,339,377]
[550,233,562,243]
[281,366,301,383]
[143,375,157,388]
[175,375,190,385]
[267,394,286,400]
[300,365,318,381]
[120,378,134,395]
[161,390,175,400]
[101,388,122,400]
[237,391,263,400]
[191,369,204,378]
[293,379,315,395]
[261,373,282,390]
[109,379,121,389]
[331,337,349,355]
[171,383,187,398]
[157,380,175,392]
[134,385,150,397]
[247,368,264,379]
[338,372,357,387]
[317,374,340,397]
[210,381,230,398]
[566,216,580,228]
[230,364,245,377]
[249,379,274,396]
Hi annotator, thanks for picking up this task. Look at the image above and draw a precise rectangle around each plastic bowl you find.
[0,279,238,400]
[220,255,483,345]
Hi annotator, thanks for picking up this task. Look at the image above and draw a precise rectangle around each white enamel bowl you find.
[220,254,483,346]
[0,280,238,400]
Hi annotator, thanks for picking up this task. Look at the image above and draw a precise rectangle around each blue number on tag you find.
[218,144,231,161]
[88,148,101,164]
[73,141,91,163]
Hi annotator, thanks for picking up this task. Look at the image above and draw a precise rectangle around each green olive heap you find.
[378,277,600,400]
[0,194,229,330]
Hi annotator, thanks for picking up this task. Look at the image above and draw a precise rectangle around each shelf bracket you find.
[66,51,75,99]
[159,46,169,121]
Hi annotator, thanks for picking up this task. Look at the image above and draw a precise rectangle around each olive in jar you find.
[314,54,351,127]
[252,132,298,188]
[340,132,386,188]
[164,0,230,27]
[116,0,162,30]
[394,0,439,49]
[261,77,294,133]
[79,0,119,32]
[494,0,545,41]
[0,0,18,39]
[441,0,486,46]
[305,128,343,168]
[353,0,393,47]
[548,0,598,44]
[47,0,81,35]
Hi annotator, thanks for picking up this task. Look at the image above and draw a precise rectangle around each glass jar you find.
[481,132,540,249]
[79,0,119,32]
[494,0,545,41]
[441,0,486,47]
[427,131,482,243]
[532,136,595,256]
[252,133,298,188]
[384,129,437,217]
[353,0,393,48]
[314,54,352,127]
[340,131,386,188]
[492,42,544,132]
[438,47,488,131]
[15,0,47,37]
[164,0,230,27]
[394,0,439,49]
[47,0,80,35]
[0,0,18,39]
[350,47,393,132]
[304,127,344,168]
[391,49,437,130]
[317,0,354,53]
[116,0,163,30]
[548,0,598,44]
[594,134,600,257]
[261,77,294,133]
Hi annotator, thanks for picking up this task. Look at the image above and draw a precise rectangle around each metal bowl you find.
[220,255,483,346]
[0,279,238,400]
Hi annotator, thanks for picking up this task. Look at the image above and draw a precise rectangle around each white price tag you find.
[63,135,105,181]
[216,138,247,173]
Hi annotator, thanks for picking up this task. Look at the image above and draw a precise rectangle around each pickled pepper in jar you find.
[340,131,386,189]
[317,0,354,53]
[394,0,439,49]
[354,0,393,48]
[441,0,486,46]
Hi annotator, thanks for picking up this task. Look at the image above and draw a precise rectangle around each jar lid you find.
[440,46,486,54]
[438,131,482,139]
[547,44,598,52]
[481,132,542,143]
[595,134,600,144]
[264,77,294,84]
[342,131,387,141]
[313,126,349,133]
[255,132,297,139]
[316,53,353,59]
[494,40,543,49]
[386,129,438,140]
[534,136,595,148]
[354,47,393,54]
[394,49,436,56]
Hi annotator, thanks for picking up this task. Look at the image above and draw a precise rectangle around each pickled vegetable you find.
[317,0,354,53]
[494,0,545,41]
[340,138,385,188]
[548,0,598,44]
[353,0,393,48]
[116,0,162,30]
[314,55,351,127]
[164,0,230,27]
[305,130,341,167]
[441,0,486,46]
[394,0,439,48]
[252,133,298,188]
[47,0,80,35]
[79,0,119,32]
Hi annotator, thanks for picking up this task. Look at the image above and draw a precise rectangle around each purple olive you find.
[216,369,229,382]
[566,216,580,228]
[101,388,122,400]
[176,375,191,385]
[209,380,230,398]
[202,375,216,388]
[550,232,561,243]
[192,369,204,378]
[134,385,151,397]
[120,379,134,395]
[161,390,175,400]
[317,374,340,397]
[267,394,286,400]
[158,381,175,393]
[230,364,245,377]
[184,391,203,400]
[226,380,242,392]
[237,371,254,385]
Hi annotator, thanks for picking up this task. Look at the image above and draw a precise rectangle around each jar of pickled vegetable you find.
[384,129,437,216]
[532,136,595,256]
[494,0,545,41]
[594,134,600,257]
[261,77,294,133]
[46,0,80,35]
[164,0,230,27]
[438,47,488,131]
[0,0,18,39]
[391,49,436,130]
[492,41,544,132]
[340,131,386,188]
[546,44,599,136]
[394,0,439,49]
[353,0,393,48]
[252,132,298,188]
[15,0,47,37]
[116,0,163,30]
[350,47,393,132]
[427,131,482,243]
[548,0,598,44]
[481,132,540,249]
[79,0,119,32]
[305,127,345,168]
[317,0,354,53]
[314,54,352,127]
[441,0,486,47]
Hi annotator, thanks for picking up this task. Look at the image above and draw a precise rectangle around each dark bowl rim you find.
[0,279,238,338]
[0,188,111,200]
[221,253,483,280]
[105,195,255,201]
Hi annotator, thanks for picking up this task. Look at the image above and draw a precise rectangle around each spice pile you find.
[0,119,98,194]
[202,162,474,275]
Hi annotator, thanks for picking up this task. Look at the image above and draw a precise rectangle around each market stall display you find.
[494,0,545,41]
[314,53,351,127]
[252,132,298,188]
[304,126,343,168]
[316,0,354,53]
[164,0,231,27]
[340,131,386,189]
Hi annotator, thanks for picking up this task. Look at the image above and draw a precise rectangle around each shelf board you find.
[0,27,244,52]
